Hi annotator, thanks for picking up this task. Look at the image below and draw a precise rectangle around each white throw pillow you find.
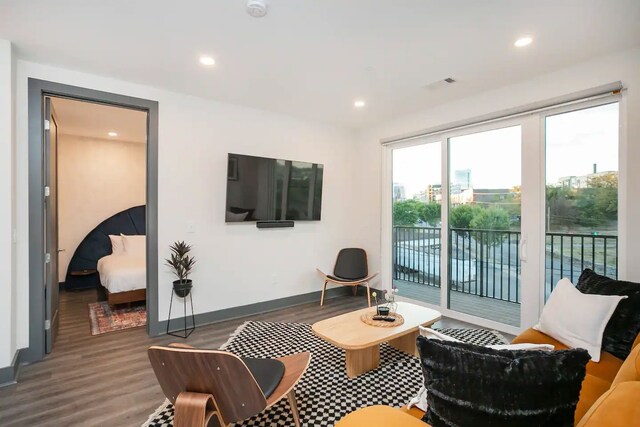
[418,327,554,351]
[109,235,125,255]
[534,278,627,362]
[487,343,554,351]
[419,326,461,342]
[121,234,146,257]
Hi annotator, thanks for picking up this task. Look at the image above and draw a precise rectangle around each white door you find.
[44,96,59,353]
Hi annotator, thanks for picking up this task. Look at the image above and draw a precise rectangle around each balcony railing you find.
[393,226,618,304]
[545,232,618,297]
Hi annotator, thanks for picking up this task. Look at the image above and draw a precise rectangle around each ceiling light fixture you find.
[354,100,366,108]
[107,131,118,137]
[199,55,215,66]
[514,36,533,47]
[247,0,268,18]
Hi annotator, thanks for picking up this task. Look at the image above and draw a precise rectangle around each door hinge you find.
[44,320,51,330]
[44,119,50,131]
[45,253,51,263]
[44,186,50,197]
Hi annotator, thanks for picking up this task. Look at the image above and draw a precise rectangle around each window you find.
[392,142,442,305]
[448,126,522,327]
[385,96,621,331]
[544,103,619,297]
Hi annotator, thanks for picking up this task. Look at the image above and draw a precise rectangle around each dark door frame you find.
[25,78,160,363]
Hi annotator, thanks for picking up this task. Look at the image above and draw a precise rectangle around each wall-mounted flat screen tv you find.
[225,153,324,222]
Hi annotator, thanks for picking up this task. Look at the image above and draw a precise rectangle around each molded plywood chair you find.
[148,344,311,427]
[317,248,378,307]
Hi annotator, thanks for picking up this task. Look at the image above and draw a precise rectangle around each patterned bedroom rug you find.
[142,321,506,427]
[88,301,147,335]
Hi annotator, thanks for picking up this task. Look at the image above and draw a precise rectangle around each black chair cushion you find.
[333,248,368,280]
[327,274,362,283]
[576,268,640,360]
[417,337,590,427]
[242,357,285,399]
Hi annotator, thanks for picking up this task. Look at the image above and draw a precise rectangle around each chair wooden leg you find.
[320,281,328,306]
[366,282,371,307]
[174,391,218,427]
[287,389,301,427]
[351,285,358,296]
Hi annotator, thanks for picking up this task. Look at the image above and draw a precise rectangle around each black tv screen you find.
[225,153,324,222]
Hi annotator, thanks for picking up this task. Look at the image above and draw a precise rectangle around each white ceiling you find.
[1,0,639,128]
[51,97,147,143]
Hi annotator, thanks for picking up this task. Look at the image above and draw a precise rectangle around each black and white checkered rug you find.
[142,321,506,427]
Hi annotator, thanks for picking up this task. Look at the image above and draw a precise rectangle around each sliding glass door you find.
[448,126,522,327]
[544,102,620,298]
[385,97,621,331]
[392,141,442,305]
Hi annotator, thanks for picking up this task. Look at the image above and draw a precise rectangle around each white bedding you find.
[97,254,146,293]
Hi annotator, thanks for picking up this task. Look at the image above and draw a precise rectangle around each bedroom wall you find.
[0,40,16,369]
[11,59,359,358]
[351,46,640,288]
[56,134,146,282]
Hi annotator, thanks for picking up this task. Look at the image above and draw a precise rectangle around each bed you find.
[97,242,146,305]
[65,205,147,305]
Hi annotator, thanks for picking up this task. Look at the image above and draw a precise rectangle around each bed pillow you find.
[109,235,125,255]
[417,337,590,427]
[576,269,640,360]
[534,278,626,362]
[225,210,248,222]
[121,234,146,257]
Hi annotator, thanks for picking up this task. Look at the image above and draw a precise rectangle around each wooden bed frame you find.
[103,286,146,306]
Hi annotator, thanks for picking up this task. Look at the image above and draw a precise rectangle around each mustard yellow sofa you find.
[337,330,640,427]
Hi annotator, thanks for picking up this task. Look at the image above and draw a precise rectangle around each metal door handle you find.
[519,236,527,262]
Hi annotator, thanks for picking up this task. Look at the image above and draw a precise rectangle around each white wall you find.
[11,60,359,357]
[352,47,640,286]
[0,40,15,368]
[57,134,146,282]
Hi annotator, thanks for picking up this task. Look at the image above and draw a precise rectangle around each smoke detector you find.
[247,0,268,18]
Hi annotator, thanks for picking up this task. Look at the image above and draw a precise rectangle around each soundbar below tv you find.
[225,153,324,223]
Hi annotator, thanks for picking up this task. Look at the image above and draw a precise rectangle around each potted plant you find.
[165,241,196,298]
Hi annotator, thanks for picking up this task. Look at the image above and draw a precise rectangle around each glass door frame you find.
[382,134,445,312]
[444,117,540,333]
[383,117,534,336]
[382,93,625,334]
[539,96,626,305]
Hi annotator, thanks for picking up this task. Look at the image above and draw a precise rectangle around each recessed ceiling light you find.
[107,131,118,137]
[354,100,366,108]
[514,36,533,47]
[199,55,215,66]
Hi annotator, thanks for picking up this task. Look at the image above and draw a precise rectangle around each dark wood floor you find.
[0,289,479,426]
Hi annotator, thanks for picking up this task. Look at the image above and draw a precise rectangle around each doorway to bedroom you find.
[50,97,148,341]
[27,79,160,363]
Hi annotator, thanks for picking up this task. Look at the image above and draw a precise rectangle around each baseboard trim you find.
[0,349,25,388]
[158,285,378,335]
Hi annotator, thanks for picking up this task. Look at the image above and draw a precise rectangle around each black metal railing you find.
[449,228,521,303]
[393,226,618,304]
[393,226,442,288]
[545,232,618,298]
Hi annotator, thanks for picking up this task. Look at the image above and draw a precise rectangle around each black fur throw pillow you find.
[576,268,640,360]
[416,337,590,427]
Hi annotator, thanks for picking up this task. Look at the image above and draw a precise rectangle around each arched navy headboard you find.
[65,205,146,289]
